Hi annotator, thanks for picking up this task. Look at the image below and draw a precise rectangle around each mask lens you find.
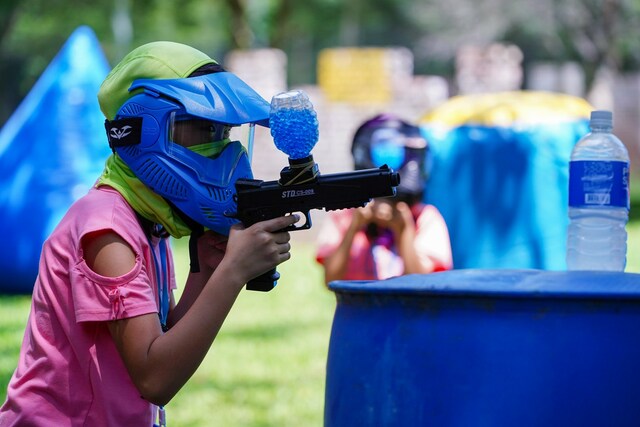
[169,111,230,151]
[370,128,406,170]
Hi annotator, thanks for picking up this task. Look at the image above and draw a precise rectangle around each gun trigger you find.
[286,211,312,231]
[301,211,312,229]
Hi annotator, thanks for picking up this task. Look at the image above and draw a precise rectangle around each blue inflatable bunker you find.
[420,92,591,270]
[0,26,111,294]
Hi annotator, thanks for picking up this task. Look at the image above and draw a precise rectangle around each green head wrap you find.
[96,41,220,237]
[98,41,216,120]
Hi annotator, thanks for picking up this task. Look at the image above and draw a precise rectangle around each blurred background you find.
[2,1,640,425]
[3,0,640,184]
[3,0,640,152]
[4,0,640,173]
[3,0,640,273]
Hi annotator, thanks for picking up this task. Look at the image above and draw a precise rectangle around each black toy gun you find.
[233,89,399,291]
[234,155,400,291]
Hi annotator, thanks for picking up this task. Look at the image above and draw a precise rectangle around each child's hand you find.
[352,203,374,230]
[372,200,414,235]
[387,201,415,235]
[219,215,298,286]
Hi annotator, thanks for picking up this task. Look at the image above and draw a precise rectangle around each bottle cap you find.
[590,110,613,128]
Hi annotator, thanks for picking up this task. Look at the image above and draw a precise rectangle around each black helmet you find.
[351,114,430,204]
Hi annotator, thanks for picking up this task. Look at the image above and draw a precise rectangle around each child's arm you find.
[387,201,428,274]
[322,206,373,284]
[85,215,297,406]
[391,202,451,274]
[167,230,228,326]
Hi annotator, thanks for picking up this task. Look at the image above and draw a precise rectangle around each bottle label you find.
[569,160,629,208]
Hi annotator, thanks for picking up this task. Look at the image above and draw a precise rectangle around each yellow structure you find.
[317,48,395,103]
[419,91,593,128]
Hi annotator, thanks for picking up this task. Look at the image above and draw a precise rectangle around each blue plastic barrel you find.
[325,270,640,427]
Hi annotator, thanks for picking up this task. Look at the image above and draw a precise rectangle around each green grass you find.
[167,238,334,426]
[0,296,31,399]
[3,211,640,425]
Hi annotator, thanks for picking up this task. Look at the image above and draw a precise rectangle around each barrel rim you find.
[328,269,640,300]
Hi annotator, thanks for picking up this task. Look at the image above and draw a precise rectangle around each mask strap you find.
[163,198,205,273]
[135,213,171,332]
[188,226,205,273]
[104,117,143,152]
[148,233,170,332]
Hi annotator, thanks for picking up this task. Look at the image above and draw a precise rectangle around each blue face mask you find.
[106,72,270,235]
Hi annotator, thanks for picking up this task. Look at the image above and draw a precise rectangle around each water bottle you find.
[566,110,630,271]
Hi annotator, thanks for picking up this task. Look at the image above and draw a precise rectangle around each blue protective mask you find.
[105,72,270,235]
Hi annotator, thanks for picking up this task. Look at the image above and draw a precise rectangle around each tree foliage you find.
[2,0,640,125]
[551,0,640,90]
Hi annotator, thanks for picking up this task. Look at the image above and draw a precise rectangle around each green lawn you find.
[2,220,640,425]
[166,238,335,426]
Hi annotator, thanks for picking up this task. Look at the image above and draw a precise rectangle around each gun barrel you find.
[317,165,400,199]
[234,165,400,225]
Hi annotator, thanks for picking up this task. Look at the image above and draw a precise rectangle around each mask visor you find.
[166,111,252,187]
[370,128,406,170]
[169,111,231,153]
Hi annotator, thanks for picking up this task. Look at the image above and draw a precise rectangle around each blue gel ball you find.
[269,90,319,159]
[270,108,319,159]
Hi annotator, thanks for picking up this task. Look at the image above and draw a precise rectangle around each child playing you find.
[316,114,453,284]
[0,41,296,426]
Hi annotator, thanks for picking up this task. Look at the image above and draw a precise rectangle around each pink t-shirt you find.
[0,186,176,426]
[316,204,453,280]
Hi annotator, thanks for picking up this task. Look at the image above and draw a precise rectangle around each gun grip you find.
[246,268,280,292]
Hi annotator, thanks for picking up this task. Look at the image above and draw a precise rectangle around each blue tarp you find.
[420,92,592,270]
[0,26,112,294]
